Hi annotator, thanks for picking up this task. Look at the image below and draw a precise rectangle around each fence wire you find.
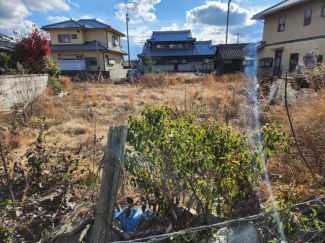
[112,196,325,243]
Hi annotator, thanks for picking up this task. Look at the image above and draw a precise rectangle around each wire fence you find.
[112,196,325,243]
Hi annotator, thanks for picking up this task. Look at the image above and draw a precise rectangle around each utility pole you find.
[226,0,232,44]
[126,0,131,68]
[126,14,131,68]
[236,33,243,44]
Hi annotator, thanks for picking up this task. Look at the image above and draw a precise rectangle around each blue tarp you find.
[114,207,151,233]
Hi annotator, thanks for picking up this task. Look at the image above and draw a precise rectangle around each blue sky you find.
[0,0,280,59]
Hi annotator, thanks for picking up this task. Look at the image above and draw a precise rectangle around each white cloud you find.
[129,26,153,46]
[186,0,254,27]
[0,0,31,32]
[21,0,70,12]
[67,0,79,8]
[46,16,69,23]
[115,0,161,23]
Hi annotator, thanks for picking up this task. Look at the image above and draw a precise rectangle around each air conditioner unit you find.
[108,59,116,65]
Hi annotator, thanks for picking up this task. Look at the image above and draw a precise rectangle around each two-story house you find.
[0,33,14,54]
[41,19,127,72]
[252,0,325,76]
[138,30,217,72]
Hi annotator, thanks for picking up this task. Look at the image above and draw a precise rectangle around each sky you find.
[0,0,281,59]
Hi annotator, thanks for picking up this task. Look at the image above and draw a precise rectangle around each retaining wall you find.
[0,74,49,111]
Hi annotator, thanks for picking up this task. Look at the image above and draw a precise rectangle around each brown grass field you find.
[0,72,324,206]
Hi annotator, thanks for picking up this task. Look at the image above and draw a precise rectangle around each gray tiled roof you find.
[49,41,127,54]
[148,30,196,42]
[216,44,251,60]
[0,33,13,41]
[139,41,216,57]
[42,19,125,36]
[252,0,309,20]
[42,19,84,29]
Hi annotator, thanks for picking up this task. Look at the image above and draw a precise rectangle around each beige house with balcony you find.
[252,0,325,76]
[41,19,126,72]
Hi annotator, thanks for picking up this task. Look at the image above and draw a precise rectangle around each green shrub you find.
[49,77,63,94]
[125,105,289,222]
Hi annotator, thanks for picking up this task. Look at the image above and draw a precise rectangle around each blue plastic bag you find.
[114,207,150,233]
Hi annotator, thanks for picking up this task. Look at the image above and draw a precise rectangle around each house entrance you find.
[174,64,178,72]
[273,50,282,76]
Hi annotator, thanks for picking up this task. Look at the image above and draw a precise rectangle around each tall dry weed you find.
[90,89,98,107]
[60,76,72,92]
[128,91,135,108]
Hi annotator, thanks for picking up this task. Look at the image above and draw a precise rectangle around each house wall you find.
[50,29,85,45]
[52,50,123,71]
[257,0,325,75]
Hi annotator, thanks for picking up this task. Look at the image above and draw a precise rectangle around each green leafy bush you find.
[125,105,289,222]
[49,77,63,94]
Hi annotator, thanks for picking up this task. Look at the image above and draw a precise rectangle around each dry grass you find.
[60,76,72,92]
[1,72,324,202]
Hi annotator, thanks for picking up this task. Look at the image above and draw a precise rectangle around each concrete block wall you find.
[0,74,49,111]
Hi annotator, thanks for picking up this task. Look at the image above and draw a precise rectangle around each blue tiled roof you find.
[49,41,127,54]
[139,41,216,57]
[148,30,196,42]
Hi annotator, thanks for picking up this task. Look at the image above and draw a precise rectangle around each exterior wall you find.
[52,51,124,71]
[103,52,124,71]
[0,74,48,111]
[83,29,107,46]
[106,31,122,52]
[50,29,84,45]
[153,64,204,72]
[262,0,325,44]
[257,0,325,75]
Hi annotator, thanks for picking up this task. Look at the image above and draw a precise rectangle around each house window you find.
[58,34,71,43]
[322,6,325,17]
[108,59,116,65]
[84,57,98,66]
[76,55,83,60]
[71,34,77,39]
[157,44,165,49]
[259,58,273,67]
[112,36,119,46]
[178,44,183,48]
[289,53,299,72]
[278,16,286,32]
[304,9,312,25]
[169,44,175,48]
[169,60,178,64]
[181,59,187,64]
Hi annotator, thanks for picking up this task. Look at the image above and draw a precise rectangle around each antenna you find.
[126,0,131,68]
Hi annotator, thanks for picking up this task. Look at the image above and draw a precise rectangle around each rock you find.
[227,224,260,243]
[208,224,260,243]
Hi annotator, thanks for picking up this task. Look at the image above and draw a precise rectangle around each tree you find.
[125,105,290,223]
[11,25,51,74]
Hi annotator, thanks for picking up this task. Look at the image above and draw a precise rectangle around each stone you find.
[227,224,260,243]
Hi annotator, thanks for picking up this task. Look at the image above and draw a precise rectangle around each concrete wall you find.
[0,74,48,111]
[109,69,128,80]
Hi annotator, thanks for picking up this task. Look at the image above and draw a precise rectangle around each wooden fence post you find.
[91,125,128,243]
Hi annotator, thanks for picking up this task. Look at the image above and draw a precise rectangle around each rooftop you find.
[49,41,127,55]
[138,40,217,58]
[42,19,125,37]
[147,30,196,42]
[252,0,309,20]
[216,44,251,60]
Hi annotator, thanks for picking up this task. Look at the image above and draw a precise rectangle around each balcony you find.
[57,60,86,71]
